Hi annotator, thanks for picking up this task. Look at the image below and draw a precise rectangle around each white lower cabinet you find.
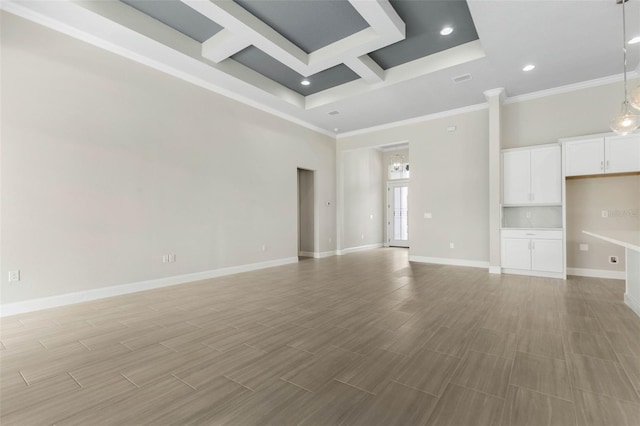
[501,229,563,276]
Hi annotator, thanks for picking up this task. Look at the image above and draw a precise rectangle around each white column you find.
[484,88,506,274]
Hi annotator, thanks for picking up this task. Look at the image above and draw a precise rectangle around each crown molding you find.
[504,71,639,105]
[337,102,488,139]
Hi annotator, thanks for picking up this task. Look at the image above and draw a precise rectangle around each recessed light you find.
[301,79,310,86]
[629,36,640,45]
[522,64,536,72]
[334,128,339,132]
[440,26,454,36]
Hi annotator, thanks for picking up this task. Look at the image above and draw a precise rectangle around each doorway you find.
[387,182,409,247]
[297,168,315,258]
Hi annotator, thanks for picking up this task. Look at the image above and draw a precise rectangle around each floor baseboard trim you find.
[337,243,383,255]
[502,268,565,279]
[625,293,640,318]
[299,251,337,259]
[316,250,337,258]
[566,267,626,280]
[489,266,502,274]
[0,257,299,317]
[409,256,489,269]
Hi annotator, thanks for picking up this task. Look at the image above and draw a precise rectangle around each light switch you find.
[579,244,589,251]
[424,213,432,219]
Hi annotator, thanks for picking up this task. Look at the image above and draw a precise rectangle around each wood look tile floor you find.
[2,248,640,425]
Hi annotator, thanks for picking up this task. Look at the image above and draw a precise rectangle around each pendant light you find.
[631,85,640,111]
[611,0,640,135]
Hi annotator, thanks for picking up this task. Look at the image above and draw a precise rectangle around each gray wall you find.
[567,175,640,271]
[341,148,384,249]
[298,169,315,254]
[1,13,336,304]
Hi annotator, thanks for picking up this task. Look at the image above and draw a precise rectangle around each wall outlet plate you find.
[579,244,589,251]
[8,270,20,282]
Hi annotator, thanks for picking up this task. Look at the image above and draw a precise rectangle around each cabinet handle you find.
[600,160,604,170]
[606,160,610,170]
[525,233,536,236]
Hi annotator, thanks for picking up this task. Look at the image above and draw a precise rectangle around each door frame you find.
[297,167,319,258]
[386,180,409,248]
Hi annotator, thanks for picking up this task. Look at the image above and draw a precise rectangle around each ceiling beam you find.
[344,55,385,83]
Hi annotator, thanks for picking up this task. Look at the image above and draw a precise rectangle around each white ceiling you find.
[3,0,640,136]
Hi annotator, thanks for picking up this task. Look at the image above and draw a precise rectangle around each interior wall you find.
[566,175,640,272]
[338,108,490,263]
[502,78,640,149]
[297,169,315,254]
[341,148,384,250]
[1,13,336,304]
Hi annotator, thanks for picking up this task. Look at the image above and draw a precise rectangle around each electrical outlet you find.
[601,210,609,218]
[162,255,169,263]
[609,256,619,264]
[261,244,267,252]
[579,244,589,251]
[8,270,20,282]
[449,242,455,249]
[169,254,176,263]
[361,234,365,240]
[424,212,432,219]
[525,212,532,219]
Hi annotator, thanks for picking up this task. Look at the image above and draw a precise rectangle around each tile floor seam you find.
[120,372,140,389]
[278,377,315,393]
[561,328,580,424]
[222,375,256,392]
[390,380,440,398]
[332,378,376,395]
[170,373,198,391]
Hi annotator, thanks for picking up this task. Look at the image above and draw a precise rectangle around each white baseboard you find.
[299,251,337,259]
[409,256,489,269]
[317,250,337,258]
[0,257,299,317]
[567,267,626,280]
[502,268,565,279]
[337,243,383,256]
[625,293,640,318]
[489,266,502,274]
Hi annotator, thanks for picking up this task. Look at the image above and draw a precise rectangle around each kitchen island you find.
[583,231,640,317]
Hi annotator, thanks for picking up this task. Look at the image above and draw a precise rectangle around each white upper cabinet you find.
[564,133,639,177]
[503,150,531,205]
[531,146,562,204]
[503,145,561,205]
[605,134,640,174]
[564,137,604,177]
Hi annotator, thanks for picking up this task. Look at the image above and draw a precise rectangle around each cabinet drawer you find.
[501,229,562,240]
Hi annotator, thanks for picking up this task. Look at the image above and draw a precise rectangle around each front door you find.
[387,182,409,247]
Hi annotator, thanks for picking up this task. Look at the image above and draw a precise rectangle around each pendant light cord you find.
[622,0,628,105]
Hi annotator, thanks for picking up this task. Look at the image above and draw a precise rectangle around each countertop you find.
[582,231,640,252]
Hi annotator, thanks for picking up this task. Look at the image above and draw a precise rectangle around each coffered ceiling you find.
[2,0,640,135]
